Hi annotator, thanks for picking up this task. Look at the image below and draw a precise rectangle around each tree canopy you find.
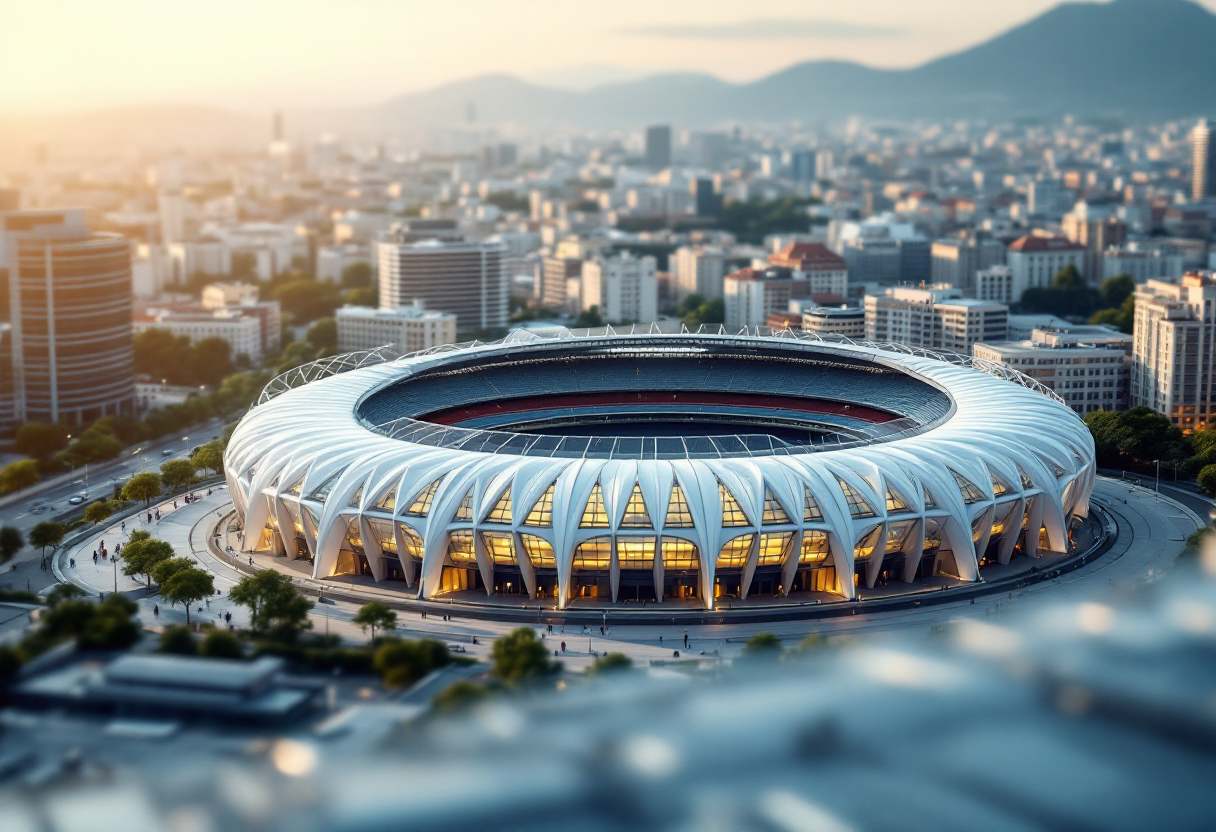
[677,293,726,327]
[353,601,397,642]
[0,459,40,495]
[340,262,373,289]
[228,570,313,638]
[160,566,215,625]
[123,472,162,507]
[160,458,198,493]
[490,627,559,684]
[29,522,66,555]
[14,422,69,460]
[134,329,236,387]
[1084,407,1189,470]
[0,526,24,564]
[122,538,174,587]
[83,501,116,525]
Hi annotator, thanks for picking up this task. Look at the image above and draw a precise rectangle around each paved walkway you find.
[50,477,1205,672]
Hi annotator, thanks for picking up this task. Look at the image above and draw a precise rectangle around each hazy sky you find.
[3,0,1213,114]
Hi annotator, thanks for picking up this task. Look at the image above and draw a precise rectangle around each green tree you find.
[306,317,338,352]
[122,538,174,587]
[743,632,783,657]
[151,556,196,586]
[273,278,341,325]
[76,595,142,651]
[343,286,378,306]
[228,570,313,638]
[1099,273,1135,309]
[160,458,198,493]
[1084,406,1189,470]
[1199,464,1216,497]
[373,638,450,687]
[716,195,819,244]
[83,501,115,526]
[0,526,23,564]
[353,601,397,642]
[574,305,604,328]
[490,627,559,684]
[44,583,86,607]
[199,630,244,658]
[123,472,162,507]
[589,652,633,674]
[678,295,725,327]
[340,262,373,289]
[1089,294,1134,334]
[159,625,198,655]
[191,441,225,476]
[60,423,124,466]
[160,566,215,626]
[432,679,491,712]
[14,422,70,459]
[28,521,66,556]
[0,459,40,495]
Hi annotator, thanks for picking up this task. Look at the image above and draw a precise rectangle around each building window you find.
[804,487,823,521]
[719,483,750,527]
[757,532,793,566]
[572,536,612,571]
[665,482,695,528]
[447,530,477,565]
[580,483,610,528]
[854,527,882,559]
[481,532,517,566]
[717,533,755,569]
[661,538,699,570]
[800,530,830,565]
[950,469,986,504]
[405,478,442,517]
[524,483,555,527]
[620,484,653,529]
[762,488,791,524]
[836,476,877,518]
[617,537,656,569]
[885,487,911,513]
[454,488,474,521]
[520,534,555,568]
[485,487,512,524]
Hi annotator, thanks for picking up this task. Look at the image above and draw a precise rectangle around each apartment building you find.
[1131,272,1216,430]
[865,284,1008,354]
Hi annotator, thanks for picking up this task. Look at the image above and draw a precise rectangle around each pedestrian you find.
[147,512,152,523]
[684,633,689,649]
[659,635,663,645]
[99,592,104,601]
[93,552,98,565]
[121,521,126,532]
[225,611,231,623]
[153,604,159,617]
[70,558,75,568]
[561,641,566,653]
[100,539,105,549]
[205,597,210,608]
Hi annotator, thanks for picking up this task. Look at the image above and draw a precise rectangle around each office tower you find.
[581,253,658,324]
[336,301,457,353]
[1132,272,1216,430]
[1,210,135,425]
[690,178,722,218]
[645,125,672,171]
[1063,202,1128,281]
[689,132,729,170]
[864,285,1007,354]
[672,246,728,300]
[930,235,1006,295]
[540,255,582,312]
[1192,119,1216,201]
[0,324,13,434]
[790,150,817,185]
[378,238,509,332]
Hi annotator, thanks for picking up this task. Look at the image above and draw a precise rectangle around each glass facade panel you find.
[264,497,279,530]
[923,486,938,510]
[301,505,320,535]
[988,468,1010,497]
[485,487,512,524]
[284,501,304,535]
[762,489,791,525]
[367,518,397,555]
[524,483,555,527]
[572,536,612,570]
[837,477,877,518]
[447,530,477,565]
[757,531,793,566]
[617,537,656,569]
[310,469,344,503]
[665,483,694,528]
[287,474,304,496]
[620,484,653,529]
[398,523,423,561]
[376,481,398,512]
[348,483,364,508]
[717,533,755,568]
[804,487,823,521]
[854,526,881,559]
[406,478,442,517]
[580,483,610,528]
[885,520,914,553]
[1015,462,1034,490]
[885,488,911,513]
[661,538,699,570]
[800,530,829,564]
[719,483,750,527]
[454,488,474,521]
[950,469,986,504]
[345,518,363,550]
[481,532,517,565]
[520,534,555,568]
[991,502,1016,536]
[923,518,942,550]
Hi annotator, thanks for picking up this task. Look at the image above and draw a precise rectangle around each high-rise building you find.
[790,150,817,186]
[1063,202,1128,280]
[930,235,1006,295]
[0,323,14,435]
[865,285,1007,354]
[690,178,721,218]
[378,238,509,333]
[1132,272,1216,430]
[1192,119,1216,201]
[672,246,728,300]
[581,253,658,324]
[645,125,671,171]
[1,210,135,425]
[336,301,457,354]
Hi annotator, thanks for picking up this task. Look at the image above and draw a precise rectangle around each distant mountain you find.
[378,0,1216,128]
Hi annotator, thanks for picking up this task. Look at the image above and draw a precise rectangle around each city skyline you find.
[7,0,1212,115]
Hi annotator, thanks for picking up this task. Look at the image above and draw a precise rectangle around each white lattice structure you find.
[225,329,1095,611]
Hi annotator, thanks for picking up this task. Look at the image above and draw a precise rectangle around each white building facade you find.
[581,253,659,324]
[336,303,458,354]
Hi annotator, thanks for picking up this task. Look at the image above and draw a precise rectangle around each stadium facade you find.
[224,329,1095,611]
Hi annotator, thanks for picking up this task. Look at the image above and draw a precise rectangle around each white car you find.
[162,449,174,456]
[68,495,85,505]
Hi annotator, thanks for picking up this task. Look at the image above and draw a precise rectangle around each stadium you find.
[223,328,1096,612]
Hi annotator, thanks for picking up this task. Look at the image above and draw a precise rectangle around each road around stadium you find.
[46,475,1203,670]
